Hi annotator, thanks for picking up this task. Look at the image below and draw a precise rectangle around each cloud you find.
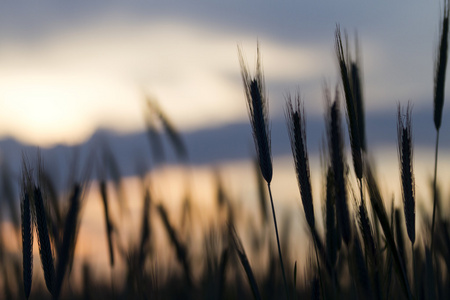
[0,2,444,146]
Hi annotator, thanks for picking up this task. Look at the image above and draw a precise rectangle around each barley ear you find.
[144,95,166,164]
[229,225,262,300]
[238,43,272,183]
[351,34,366,152]
[147,98,188,161]
[431,0,450,254]
[327,91,352,246]
[21,191,33,300]
[157,204,192,287]
[335,26,363,180]
[21,159,34,300]
[397,104,415,245]
[434,0,449,130]
[34,187,55,296]
[54,184,82,300]
[285,93,315,232]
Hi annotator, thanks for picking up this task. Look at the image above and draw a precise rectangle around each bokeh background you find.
[0,1,449,298]
[0,1,445,146]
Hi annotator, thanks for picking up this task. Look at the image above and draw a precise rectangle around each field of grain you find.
[0,2,449,300]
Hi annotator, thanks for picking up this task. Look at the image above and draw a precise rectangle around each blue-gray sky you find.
[0,1,445,146]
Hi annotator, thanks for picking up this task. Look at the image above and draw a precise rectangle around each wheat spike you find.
[351,34,366,151]
[397,104,415,245]
[54,184,81,300]
[21,191,33,299]
[238,43,272,184]
[327,90,352,246]
[144,96,166,164]
[285,93,315,232]
[335,26,363,180]
[146,98,188,160]
[229,225,262,300]
[34,187,55,296]
[434,0,449,130]
[157,204,192,287]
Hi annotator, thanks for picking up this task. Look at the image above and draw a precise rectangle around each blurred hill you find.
[0,104,446,182]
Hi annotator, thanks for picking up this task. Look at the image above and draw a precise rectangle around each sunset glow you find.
[0,2,442,146]
[0,2,449,299]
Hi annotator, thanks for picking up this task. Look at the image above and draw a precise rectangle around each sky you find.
[0,1,445,146]
[0,2,449,284]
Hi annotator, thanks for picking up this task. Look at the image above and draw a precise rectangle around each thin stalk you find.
[293,261,297,298]
[267,184,289,299]
[313,240,324,300]
[359,179,364,205]
[412,243,417,299]
[365,175,381,300]
[431,130,440,253]
[110,268,115,300]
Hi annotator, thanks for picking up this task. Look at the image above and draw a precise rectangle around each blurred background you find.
[0,1,446,146]
[0,1,449,298]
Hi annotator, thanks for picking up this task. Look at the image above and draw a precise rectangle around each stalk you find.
[412,243,417,299]
[432,0,449,253]
[267,184,289,299]
[431,130,440,252]
[238,44,288,299]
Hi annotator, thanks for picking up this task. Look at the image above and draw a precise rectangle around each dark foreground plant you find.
[20,187,32,299]
[398,104,415,246]
[285,94,315,233]
[238,44,289,299]
[431,0,449,253]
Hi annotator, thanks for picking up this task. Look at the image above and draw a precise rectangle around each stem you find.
[431,130,440,253]
[412,243,416,299]
[267,184,289,299]
[110,267,115,300]
[359,179,382,300]
[313,239,324,300]
[359,178,364,203]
